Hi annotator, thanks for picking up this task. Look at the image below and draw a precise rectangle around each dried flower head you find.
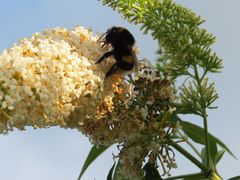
[77,59,177,178]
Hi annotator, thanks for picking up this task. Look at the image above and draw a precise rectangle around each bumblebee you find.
[96,26,137,78]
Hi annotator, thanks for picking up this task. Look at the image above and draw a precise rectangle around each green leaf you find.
[179,120,236,159]
[164,173,206,180]
[143,162,162,180]
[107,162,116,180]
[183,175,206,180]
[213,136,237,159]
[214,149,226,165]
[77,145,111,180]
[180,120,206,144]
[200,144,217,169]
[227,176,240,180]
[210,138,218,167]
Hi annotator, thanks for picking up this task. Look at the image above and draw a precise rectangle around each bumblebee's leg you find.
[96,50,114,64]
[106,63,118,78]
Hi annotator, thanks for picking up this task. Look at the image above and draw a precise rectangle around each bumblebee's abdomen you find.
[123,55,135,64]
[118,61,134,70]
[117,55,135,70]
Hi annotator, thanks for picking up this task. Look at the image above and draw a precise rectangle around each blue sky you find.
[0,0,239,179]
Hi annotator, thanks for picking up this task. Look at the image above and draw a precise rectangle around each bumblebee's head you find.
[98,26,135,48]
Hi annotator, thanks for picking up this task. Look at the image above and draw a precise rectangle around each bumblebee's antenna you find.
[97,32,106,43]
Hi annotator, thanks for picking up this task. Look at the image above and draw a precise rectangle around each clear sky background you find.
[0,1,239,180]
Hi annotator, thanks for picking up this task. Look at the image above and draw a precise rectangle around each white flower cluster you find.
[0,26,115,133]
[137,59,160,81]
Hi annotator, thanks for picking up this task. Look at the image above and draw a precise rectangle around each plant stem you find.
[164,172,205,180]
[203,111,211,168]
[193,65,211,168]
[210,171,222,180]
[171,142,209,173]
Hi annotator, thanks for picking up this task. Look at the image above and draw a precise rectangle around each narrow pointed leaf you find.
[107,162,116,180]
[209,138,218,167]
[183,175,206,180]
[213,136,237,159]
[227,176,240,180]
[78,145,111,180]
[201,147,207,166]
[179,119,236,159]
[214,149,226,165]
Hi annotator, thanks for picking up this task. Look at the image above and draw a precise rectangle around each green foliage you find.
[107,163,116,180]
[77,145,110,179]
[178,78,218,116]
[214,149,226,166]
[179,119,236,159]
[227,176,240,180]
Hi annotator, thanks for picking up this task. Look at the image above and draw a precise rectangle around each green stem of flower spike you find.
[193,65,211,169]
[203,110,211,168]
[210,171,222,180]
